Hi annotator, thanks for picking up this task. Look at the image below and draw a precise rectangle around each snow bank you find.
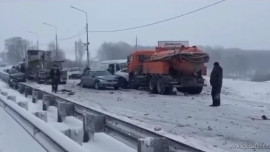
[24,78,270,152]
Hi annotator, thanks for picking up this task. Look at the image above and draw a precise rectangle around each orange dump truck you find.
[127,41,209,94]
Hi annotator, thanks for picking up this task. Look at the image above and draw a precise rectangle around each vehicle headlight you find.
[98,79,106,83]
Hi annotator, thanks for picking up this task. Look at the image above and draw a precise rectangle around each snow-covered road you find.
[0,105,46,152]
[24,78,270,152]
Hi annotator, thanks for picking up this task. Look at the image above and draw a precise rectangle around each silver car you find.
[81,70,120,90]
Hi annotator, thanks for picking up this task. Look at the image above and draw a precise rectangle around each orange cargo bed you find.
[143,61,169,74]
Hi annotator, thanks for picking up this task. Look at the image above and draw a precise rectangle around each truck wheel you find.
[177,87,185,93]
[157,78,165,94]
[177,87,203,94]
[157,78,173,95]
[149,77,157,93]
[165,85,173,94]
[80,82,85,88]
[129,79,139,89]
[188,87,203,94]
[114,86,119,90]
[119,77,128,89]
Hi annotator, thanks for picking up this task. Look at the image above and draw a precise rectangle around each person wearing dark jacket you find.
[20,63,26,73]
[77,66,90,86]
[83,65,90,74]
[210,62,223,107]
[50,65,60,93]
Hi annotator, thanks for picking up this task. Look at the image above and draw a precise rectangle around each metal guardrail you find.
[0,70,205,152]
[0,89,86,152]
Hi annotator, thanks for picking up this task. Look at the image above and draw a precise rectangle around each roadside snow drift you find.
[25,78,270,152]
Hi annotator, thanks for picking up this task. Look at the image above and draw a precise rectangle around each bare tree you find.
[47,41,65,61]
[4,37,30,64]
[76,39,85,64]
[97,41,153,61]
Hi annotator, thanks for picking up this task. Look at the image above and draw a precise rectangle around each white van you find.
[100,59,127,75]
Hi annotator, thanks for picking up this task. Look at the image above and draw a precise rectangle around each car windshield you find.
[100,63,109,70]
[119,63,127,69]
[93,71,111,76]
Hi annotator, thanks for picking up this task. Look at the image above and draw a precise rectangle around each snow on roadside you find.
[23,77,270,152]
[0,80,135,152]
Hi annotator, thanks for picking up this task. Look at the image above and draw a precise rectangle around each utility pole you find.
[75,41,78,62]
[86,21,89,66]
[135,36,138,50]
[43,22,58,59]
[56,33,58,55]
[71,6,90,67]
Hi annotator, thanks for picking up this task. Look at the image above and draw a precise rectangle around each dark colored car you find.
[80,70,119,90]
[8,68,26,86]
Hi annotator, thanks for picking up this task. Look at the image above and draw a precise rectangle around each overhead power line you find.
[59,0,226,40]
[88,0,226,33]
[59,29,86,41]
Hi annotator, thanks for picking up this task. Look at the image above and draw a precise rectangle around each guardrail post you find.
[12,81,19,90]
[32,89,43,103]
[42,94,56,111]
[0,100,6,108]
[17,101,28,110]
[33,111,48,122]
[7,95,16,102]
[138,137,166,152]
[57,102,74,122]
[1,91,8,96]
[25,86,32,97]
[58,128,83,145]
[83,114,105,142]
[69,128,83,145]
[18,84,25,94]
[10,81,15,89]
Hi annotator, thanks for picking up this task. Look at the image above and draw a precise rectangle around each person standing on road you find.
[77,65,90,86]
[50,64,60,93]
[210,62,223,107]
[83,65,90,74]
[20,59,26,73]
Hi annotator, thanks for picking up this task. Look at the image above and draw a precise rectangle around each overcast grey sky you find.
[0,0,269,60]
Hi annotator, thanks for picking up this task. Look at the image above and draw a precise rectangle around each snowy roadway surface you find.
[24,78,270,152]
[0,106,46,152]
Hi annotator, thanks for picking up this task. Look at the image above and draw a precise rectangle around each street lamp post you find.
[28,31,39,50]
[70,6,90,67]
[43,22,58,59]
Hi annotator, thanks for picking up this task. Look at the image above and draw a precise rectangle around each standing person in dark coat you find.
[20,63,26,73]
[50,65,60,93]
[210,62,223,107]
[83,65,90,74]
[20,59,26,73]
[77,65,90,86]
